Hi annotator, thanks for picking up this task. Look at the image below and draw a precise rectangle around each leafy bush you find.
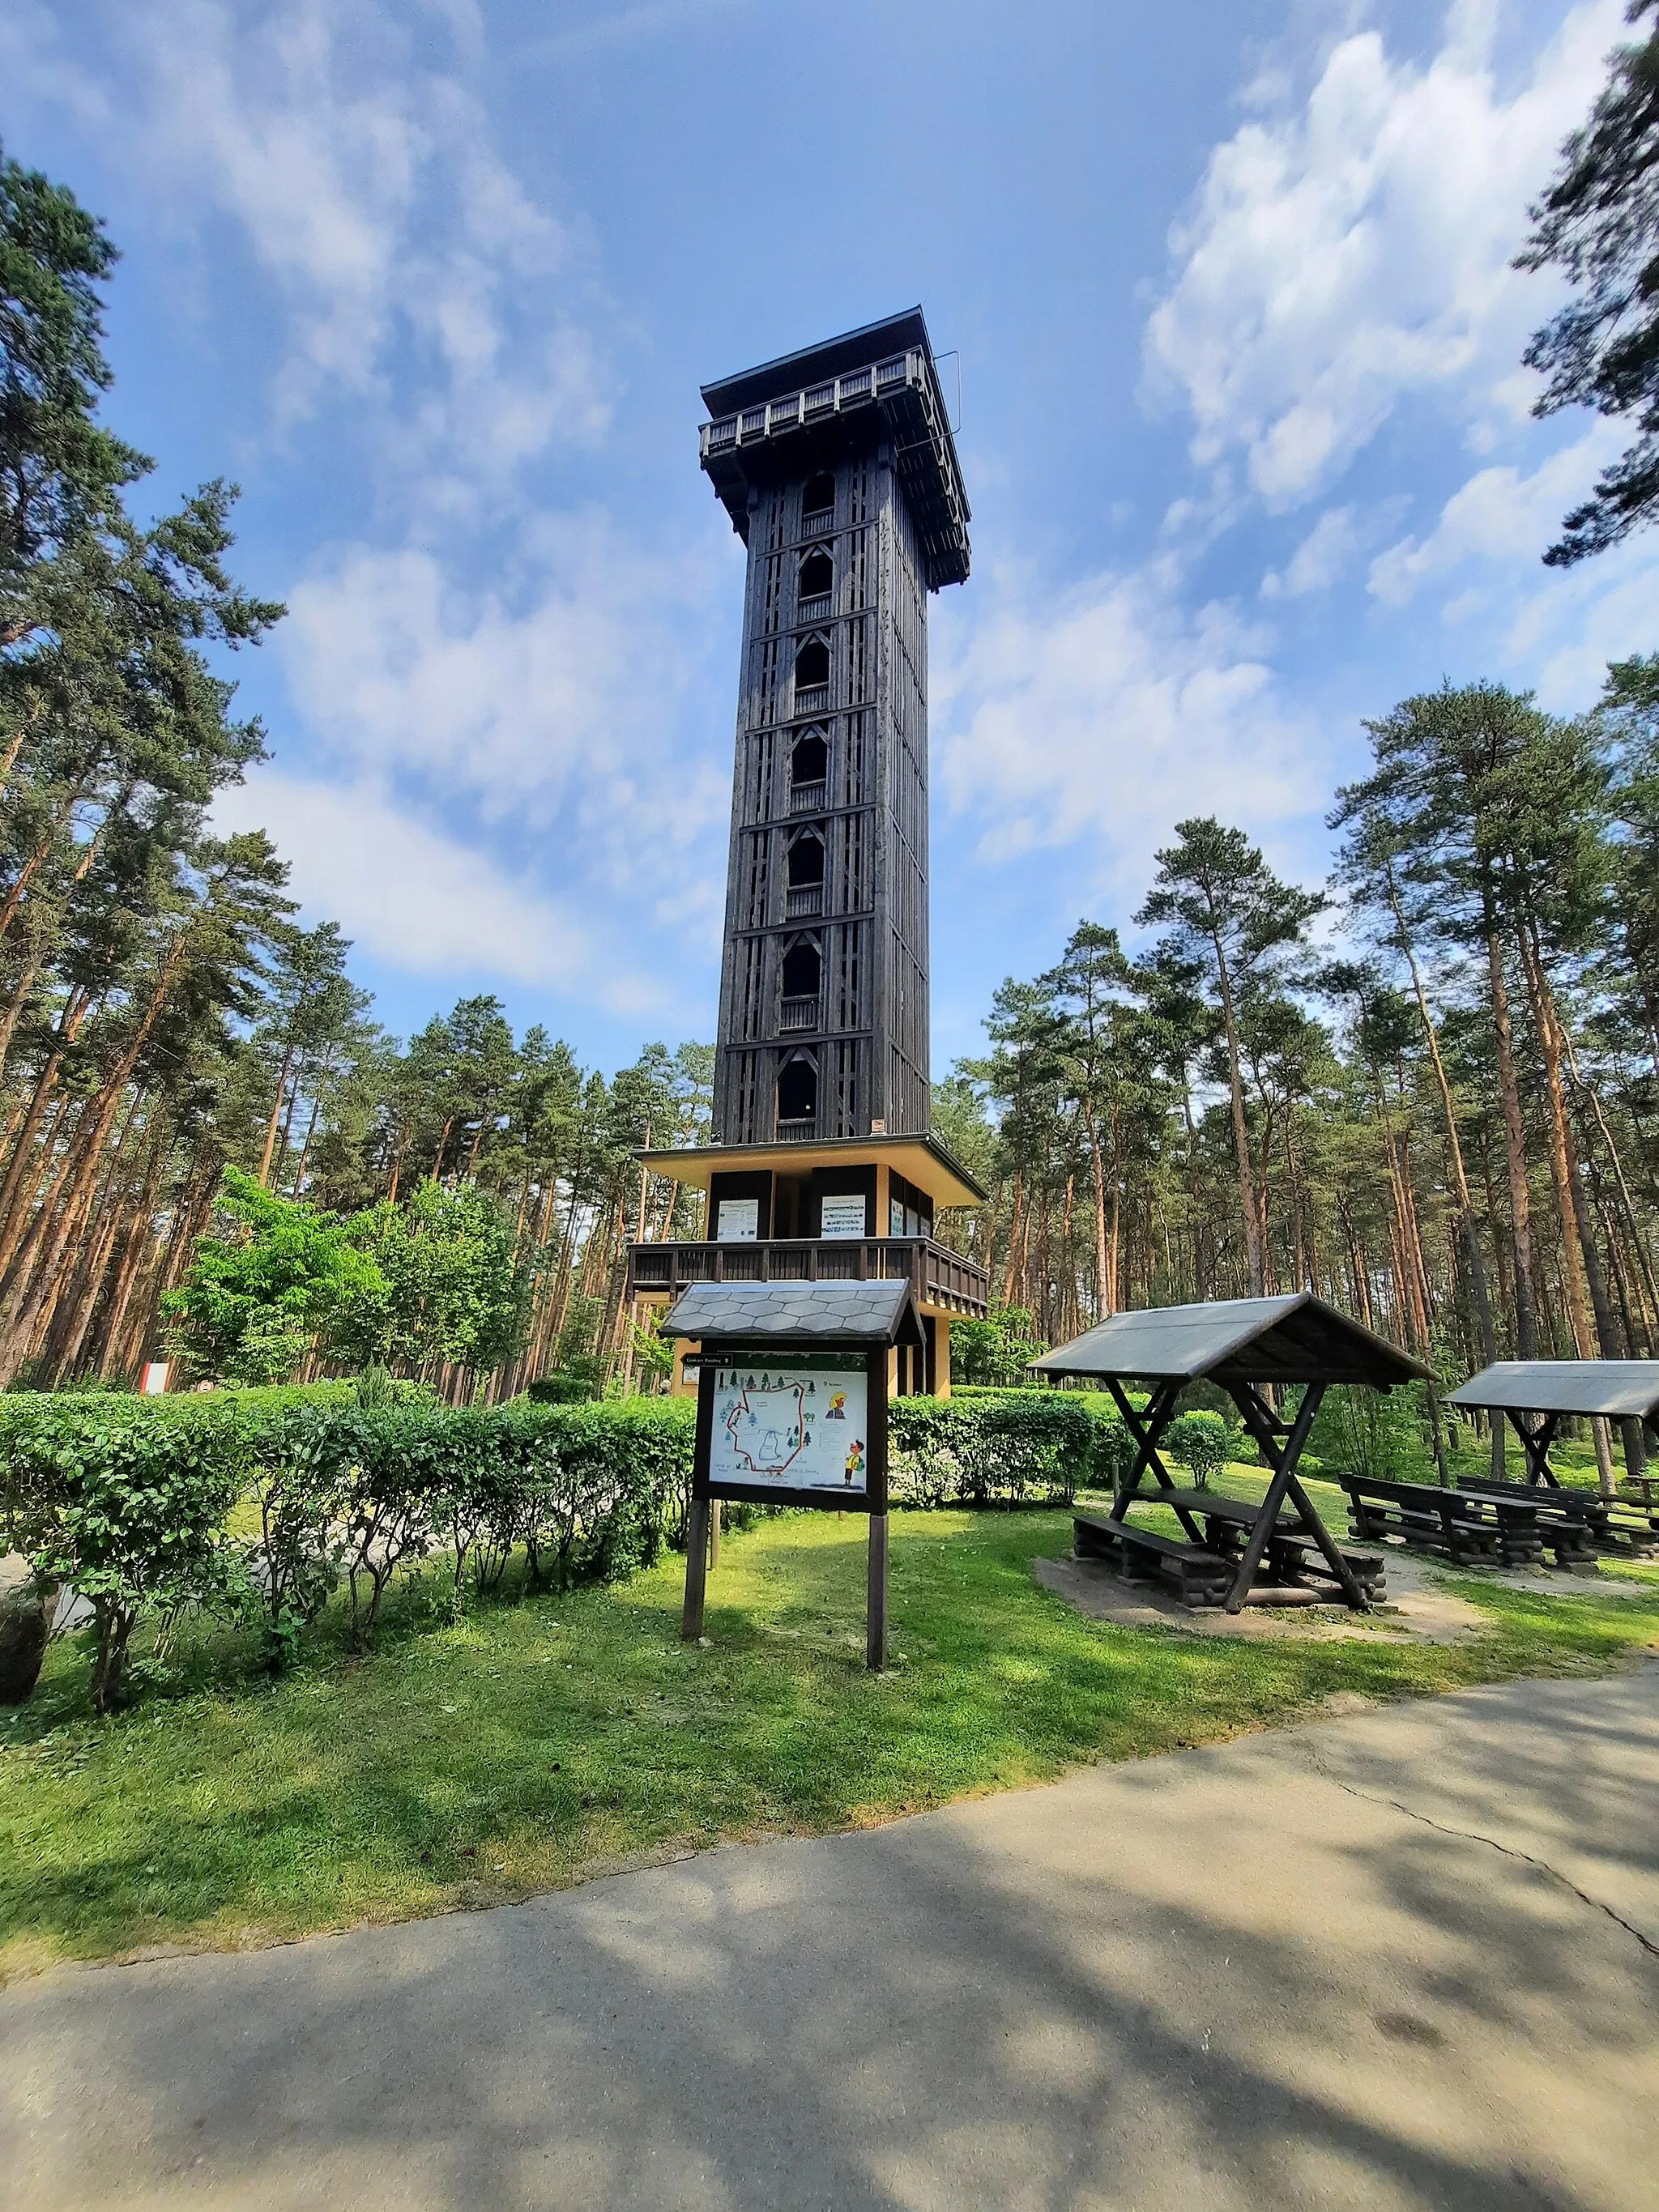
[161,1167,386,1385]
[0,1390,700,1703]
[162,1169,531,1387]
[889,1392,1095,1508]
[525,1367,603,1405]
[0,1396,254,1711]
[1308,1383,1429,1483]
[1166,1409,1230,1490]
[949,1306,1043,1387]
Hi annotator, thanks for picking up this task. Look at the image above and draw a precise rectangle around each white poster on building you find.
[715,1198,759,1242]
[709,1362,868,1493]
[820,1195,867,1238]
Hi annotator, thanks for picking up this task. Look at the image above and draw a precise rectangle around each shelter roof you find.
[1030,1294,1430,1389]
[637,1132,987,1209]
[660,1279,923,1349]
[1446,1360,1659,1420]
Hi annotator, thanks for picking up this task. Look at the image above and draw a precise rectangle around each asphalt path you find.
[4,1666,1657,2210]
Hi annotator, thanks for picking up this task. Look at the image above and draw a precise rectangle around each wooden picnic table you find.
[1455,1473,1657,1559]
[1035,1296,1413,1614]
[1341,1473,1560,1569]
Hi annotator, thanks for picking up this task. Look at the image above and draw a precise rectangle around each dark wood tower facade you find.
[699,310,970,1149]
[625,312,989,1387]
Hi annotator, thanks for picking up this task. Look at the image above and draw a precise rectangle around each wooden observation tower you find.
[626,309,990,1395]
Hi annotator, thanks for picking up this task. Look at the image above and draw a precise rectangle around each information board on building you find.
[715,1198,759,1242]
[707,1359,869,1494]
[820,1195,867,1239]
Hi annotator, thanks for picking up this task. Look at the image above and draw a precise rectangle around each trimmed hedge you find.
[0,1392,697,1705]
[889,1392,1124,1507]
[1,1383,1145,1709]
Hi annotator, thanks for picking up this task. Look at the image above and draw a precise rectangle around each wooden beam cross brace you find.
[1103,1379,1208,1545]
[1506,1409,1562,1488]
[1226,1380,1367,1614]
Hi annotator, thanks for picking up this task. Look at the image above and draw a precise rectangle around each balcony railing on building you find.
[794,684,829,716]
[785,884,822,918]
[797,593,831,623]
[626,1234,990,1319]
[790,779,826,813]
[779,995,818,1033]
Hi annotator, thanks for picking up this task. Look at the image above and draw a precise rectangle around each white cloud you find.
[1260,501,1410,599]
[1355,420,1659,707]
[1145,0,1625,507]
[15,0,738,1016]
[15,0,610,471]
[214,772,665,1012]
[934,566,1326,885]
[1366,425,1627,605]
[279,516,731,855]
[263,509,736,991]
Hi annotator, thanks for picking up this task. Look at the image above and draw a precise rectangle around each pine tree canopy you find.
[1518,2,1659,564]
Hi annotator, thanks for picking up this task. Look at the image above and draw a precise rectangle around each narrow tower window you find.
[778,1054,818,1130]
[793,636,830,696]
[791,731,827,790]
[798,547,833,605]
[787,832,824,888]
[782,940,821,996]
[802,471,834,522]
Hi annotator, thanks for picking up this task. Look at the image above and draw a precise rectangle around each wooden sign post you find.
[681,1344,890,1668]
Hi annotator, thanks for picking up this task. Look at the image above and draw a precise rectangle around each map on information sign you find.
[709,1362,868,1493]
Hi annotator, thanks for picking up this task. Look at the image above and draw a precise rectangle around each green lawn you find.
[3,1494,1657,1979]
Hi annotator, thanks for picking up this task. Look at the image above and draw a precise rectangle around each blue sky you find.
[8,0,1657,1073]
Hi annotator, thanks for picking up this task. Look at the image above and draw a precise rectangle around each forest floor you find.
[3,1477,1658,1980]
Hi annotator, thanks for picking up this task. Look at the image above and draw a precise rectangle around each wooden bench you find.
[1456,1475,1657,1561]
[1341,1475,1516,1566]
[1135,1490,1388,1598]
[1073,1514,1233,1607]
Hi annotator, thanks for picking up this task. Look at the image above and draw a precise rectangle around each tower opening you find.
[777,1054,817,1130]
[782,940,821,996]
[798,547,833,603]
[787,832,824,888]
[790,731,827,790]
[802,471,834,522]
[793,637,830,696]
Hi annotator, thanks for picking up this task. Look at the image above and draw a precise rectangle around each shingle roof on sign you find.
[1030,1293,1429,1387]
[661,1280,923,1348]
[1446,1360,1659,1420]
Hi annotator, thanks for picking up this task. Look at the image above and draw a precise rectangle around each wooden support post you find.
[709,1497,722,1570]
[867,1511,889,1670]
[868,1341,889,1669]
[1225,1382,1364,1613]
[682,1497,710,1641]
[683,1364,716,1640]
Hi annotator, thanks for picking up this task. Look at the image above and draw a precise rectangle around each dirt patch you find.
[1034,1552,1486,1643]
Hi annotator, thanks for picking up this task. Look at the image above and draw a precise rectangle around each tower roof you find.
[699,308,970,590]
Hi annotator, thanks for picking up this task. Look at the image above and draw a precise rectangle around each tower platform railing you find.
[625,1234,990,1319]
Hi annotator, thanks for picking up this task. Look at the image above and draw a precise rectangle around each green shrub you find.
[949,1305,1043,1387]
[889,1392,1095,1508]
[1307,1383,1430,1483]
[0,1390,700,1701]
[0,1396,255,1711]
[1166,1409,1230,1490]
